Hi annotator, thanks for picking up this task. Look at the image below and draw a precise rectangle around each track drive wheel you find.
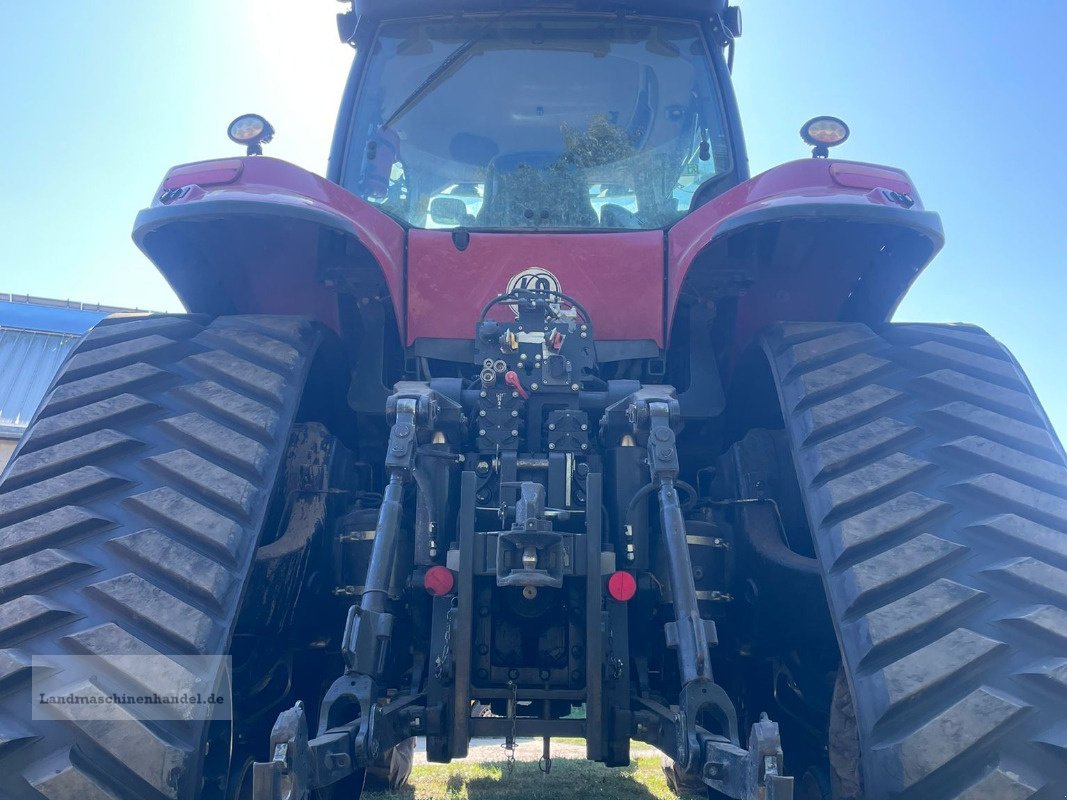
[0,314,323,800]
[763,322,1067,798]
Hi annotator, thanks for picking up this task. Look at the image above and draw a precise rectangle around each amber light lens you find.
[228,114,270,144]
[801,116,850,147]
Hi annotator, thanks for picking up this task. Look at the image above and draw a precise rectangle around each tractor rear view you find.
[1,2,1064,799]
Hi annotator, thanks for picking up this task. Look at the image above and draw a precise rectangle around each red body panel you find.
[136,156,940,360]
[135,157,406,331]
[406,230,664,346]
[666,159,940,354]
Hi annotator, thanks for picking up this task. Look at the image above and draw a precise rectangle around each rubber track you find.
[0,315,320,800]
[763,322,1067,800]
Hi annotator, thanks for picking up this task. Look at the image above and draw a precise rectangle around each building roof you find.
[0,295,138,437]
[0,294,133,334]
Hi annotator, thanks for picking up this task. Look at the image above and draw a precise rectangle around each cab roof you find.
[349,0,728,23]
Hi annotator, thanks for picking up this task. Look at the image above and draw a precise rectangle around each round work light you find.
[800,116,849,158]
[227,114,275,154]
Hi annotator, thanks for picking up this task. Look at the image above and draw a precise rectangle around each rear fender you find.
[668,159,944,358]
[132,157,405,335]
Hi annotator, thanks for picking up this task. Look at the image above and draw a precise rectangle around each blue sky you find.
[2,2,1066,430]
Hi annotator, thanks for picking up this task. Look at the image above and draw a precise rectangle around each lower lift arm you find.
[628,390,793,800]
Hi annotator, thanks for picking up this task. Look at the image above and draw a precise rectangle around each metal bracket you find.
[702,714,794,800]
[252,702,311,800]
[251,701,366,800]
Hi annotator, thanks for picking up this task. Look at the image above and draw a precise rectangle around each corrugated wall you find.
[0,328,83,471]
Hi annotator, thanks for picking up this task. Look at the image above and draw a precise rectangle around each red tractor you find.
[1,2,1062,799]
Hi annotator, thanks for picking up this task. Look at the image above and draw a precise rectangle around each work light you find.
[227,114,275,155]
[800,116,849,158]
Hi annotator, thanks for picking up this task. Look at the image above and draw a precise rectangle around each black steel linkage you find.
[603,587,631,767]
[449,469,477,758]
[583,470,604,762]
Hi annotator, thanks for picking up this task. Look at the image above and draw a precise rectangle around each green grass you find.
[362,757,704,800]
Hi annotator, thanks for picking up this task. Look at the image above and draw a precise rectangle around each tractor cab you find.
[335,11,743,231]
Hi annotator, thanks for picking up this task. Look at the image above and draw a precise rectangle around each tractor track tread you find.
[157,412,271,480]
[763,321,1067,799]
[922,402,1060,460]
[24,746,124,800]
[43,363,172,418]
[1,430,145,492]
[17,395,161,455]
[0,315,319,800]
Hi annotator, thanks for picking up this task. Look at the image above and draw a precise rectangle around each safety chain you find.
[502,680,518,774]
[433,597,459,681]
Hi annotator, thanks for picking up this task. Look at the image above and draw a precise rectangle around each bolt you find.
[512,392,519,399]
[531,383,539,391]
[704,763,724,780]
[580,332,587,338]
[476,461,490,475]
[580,423,588,431]
[479,429,487,437]
[480,391,487,398]
[520,353,528,361]
[511,410,519,417]
[479,410,487,417]
[509,668,521,680]
[571,383,580,391]
[540,669,551,681]
[478,644,489,655]
[548,423,556,431]
[511,429,519,437]
[581,443,588,451]
[325,752,351,769]
[549,443,556,450]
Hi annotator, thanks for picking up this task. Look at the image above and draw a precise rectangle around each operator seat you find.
[477,151,598,228]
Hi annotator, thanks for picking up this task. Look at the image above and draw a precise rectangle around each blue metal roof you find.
[0,299,110,335]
